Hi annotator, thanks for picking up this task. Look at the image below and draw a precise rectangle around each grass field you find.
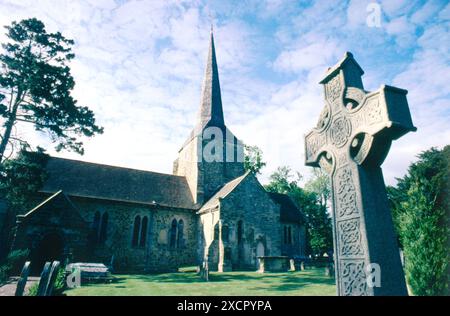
[65,267,336,296]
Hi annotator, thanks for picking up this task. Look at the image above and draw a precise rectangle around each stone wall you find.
[72,197,198,273]
[215,174,282,271]
[280,222,307,257]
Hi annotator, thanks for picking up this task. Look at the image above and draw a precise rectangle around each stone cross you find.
[304,52,416,296]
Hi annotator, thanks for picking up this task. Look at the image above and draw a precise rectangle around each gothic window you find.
[288,226,292,245]
[93,211,101,242]
[177,219,184,248]
[283,225,293,245]
[169,219,177,248]
[140,216,148,247]
[222,225,229,242]
[99,212,108,244]
[132,216,141,247]
[237,220,243,245]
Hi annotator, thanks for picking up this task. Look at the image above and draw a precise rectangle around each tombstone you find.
[289,259,296,272]
[325,262,334,278]
[45,261,61,296]
[300,261,305,271]
[14,261,31,296]
[36,261,52,296]
[304,52,415,296]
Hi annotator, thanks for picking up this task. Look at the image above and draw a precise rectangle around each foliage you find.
[304,168,330,208]
[0,147,49,214]
[388,146,449,296]
[265,166,333,257]
[243,144,266,175]
[27,282,38,296]
[265,166,302,194]
[0,18,103,161]
[52,266,67,296]
[0,248,30,284]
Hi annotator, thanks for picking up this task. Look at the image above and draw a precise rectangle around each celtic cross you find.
[305,52,416,296]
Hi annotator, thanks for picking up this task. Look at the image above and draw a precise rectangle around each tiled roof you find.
[41,157,196,210]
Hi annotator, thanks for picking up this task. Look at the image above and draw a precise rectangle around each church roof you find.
[267,192,306,224]
[41,157,196,210]
[198,172,250,213]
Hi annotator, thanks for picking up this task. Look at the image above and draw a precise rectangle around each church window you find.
[177,219,184,248]
[99,212,109,244]
[93,211,101,242]
[132,216,141,247]
[237,220,243,245]
[169,218,178,248]
[288,226,292,245]
[222,225,229,242]
[140,216,148,247]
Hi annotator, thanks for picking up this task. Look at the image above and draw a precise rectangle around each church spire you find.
[198,29,224,128]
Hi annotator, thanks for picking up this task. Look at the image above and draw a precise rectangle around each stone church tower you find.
[173,31,245,206]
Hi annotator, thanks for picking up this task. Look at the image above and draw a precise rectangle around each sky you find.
[0,0,449,186]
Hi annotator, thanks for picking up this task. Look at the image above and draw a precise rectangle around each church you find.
[10,31,306,274]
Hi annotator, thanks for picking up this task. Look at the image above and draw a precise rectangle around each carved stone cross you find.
[305,52,416,296]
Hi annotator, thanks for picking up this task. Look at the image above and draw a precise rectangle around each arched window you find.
[288,226,292,245]
[93,211,101,242]
[140,216,148,247]
[169,219,177,248]
[283,226,288,244]
[237,220,243,245]
[177,219,184,248]
[99,212,108,244]
[132,216,141,247]
[222,225,229,242]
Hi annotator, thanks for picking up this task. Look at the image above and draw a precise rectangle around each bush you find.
[389,146,449,296]
[0,248,30,284]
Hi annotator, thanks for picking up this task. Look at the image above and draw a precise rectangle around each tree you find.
[0,146,49,259]
[244,144,266,175]
[388,146,449,295]
[265,166,333,257]
[304,168,330,208]
[265,166,301,194]
[0,18,103,162]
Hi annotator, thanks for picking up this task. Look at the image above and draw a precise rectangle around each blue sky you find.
[0,0,449,185]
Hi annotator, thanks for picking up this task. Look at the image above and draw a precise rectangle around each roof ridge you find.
[48,156,186,179]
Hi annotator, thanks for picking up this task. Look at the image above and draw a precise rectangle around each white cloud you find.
[0,0,448,189]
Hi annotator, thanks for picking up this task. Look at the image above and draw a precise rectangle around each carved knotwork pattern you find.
[341,261,368,296]
[336,167,358,218]
[330,116,352,147]
[365,98,382,125]
[306,133,326,161]
[338,218,364,256]
[326,75,342,103]
[316,105,331,130]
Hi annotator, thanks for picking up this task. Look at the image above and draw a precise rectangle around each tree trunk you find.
[0,97,21,162]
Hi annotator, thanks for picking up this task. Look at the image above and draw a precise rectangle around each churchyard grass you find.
[65,267,336,296]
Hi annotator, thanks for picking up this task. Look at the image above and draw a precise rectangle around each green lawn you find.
[65,267,336,296]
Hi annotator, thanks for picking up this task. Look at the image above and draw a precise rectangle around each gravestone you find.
[14,261,31,296]
[304,52,415,296]
[36,262,52,296]
[289,259,296,272]
[45,261,61,296]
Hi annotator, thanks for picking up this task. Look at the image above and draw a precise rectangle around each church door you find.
[32,232,64,275]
